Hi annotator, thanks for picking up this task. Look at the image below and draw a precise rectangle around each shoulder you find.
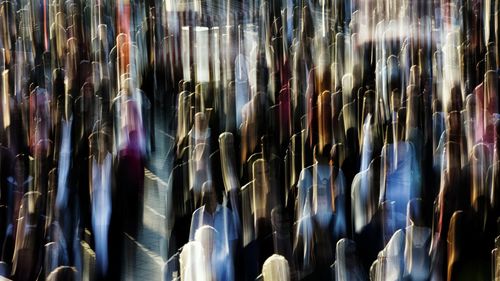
[192,206,204,218]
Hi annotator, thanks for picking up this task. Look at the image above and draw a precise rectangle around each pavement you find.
[122,108,175,281]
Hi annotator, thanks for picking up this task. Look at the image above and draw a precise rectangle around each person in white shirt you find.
[189,181,237,281]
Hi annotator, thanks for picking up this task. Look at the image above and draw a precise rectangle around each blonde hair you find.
[262,254,290,281]
[180,241,209,281]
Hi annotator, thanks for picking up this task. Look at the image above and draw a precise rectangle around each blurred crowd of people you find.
[0,0,499,280]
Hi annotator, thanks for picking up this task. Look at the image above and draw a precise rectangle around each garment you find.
[189,204,237,247]
[189,204,237,281]
[91,152,112,275]
[293,202,314,274]
[56,118,72,213]
[296,163,346,222]
[352,165,379,234]
[235,54,250,130]
[380,142,421,231]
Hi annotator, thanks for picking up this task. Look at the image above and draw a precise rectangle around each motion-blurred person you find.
[189,181,236,280]
[89,130,113,280]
